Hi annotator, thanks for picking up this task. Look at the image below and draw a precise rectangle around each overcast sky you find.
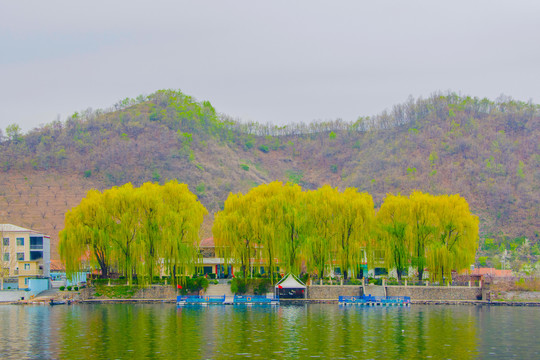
[1,1,540,133]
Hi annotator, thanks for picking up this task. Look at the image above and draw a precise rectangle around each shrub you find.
[196,183,206,196]
[59,286,65,291]
[178,276,210,295]
[67,286,72,291]
[240,164,249,171]
[231,278,247,294]
[92,285,137,299]
[369,278,383,285]
[255,279,271,295]
[74,286,79,291]
[244,138,254,150]
[258,144,269,153]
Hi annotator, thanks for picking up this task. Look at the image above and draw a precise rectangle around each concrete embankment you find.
[5,283,528,306]
[306,284,482,301]
[385,285,482,301]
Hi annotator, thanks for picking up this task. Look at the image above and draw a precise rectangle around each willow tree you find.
[303,185,339,280]
[106,184,140,285]
[134,182,163,283]
[271,182,307,275]
[376,194,411,281]
[59,180,206,285]
[427,194,479,283]
[214,181,305,283]
[249,181,284,283]
[409,191,437,280]
[159,180,207,286]
[213,192,258,279]
[59,189,115,278]
[332,188,374,279]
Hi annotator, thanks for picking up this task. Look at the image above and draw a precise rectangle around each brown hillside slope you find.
[0,91,538,259]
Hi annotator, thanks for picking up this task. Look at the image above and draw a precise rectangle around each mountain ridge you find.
[1,90,538,261]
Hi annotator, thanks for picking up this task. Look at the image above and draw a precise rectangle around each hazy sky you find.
[1,1,540,132]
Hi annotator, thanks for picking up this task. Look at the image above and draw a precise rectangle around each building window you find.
[2,238,8,246]
[3,253,8,261]
[17,253,24,261]
[30,237,43,250]
[30,251,43,261]
[24,278,29,285]
[24,263,30,270]
[16,238,24,246]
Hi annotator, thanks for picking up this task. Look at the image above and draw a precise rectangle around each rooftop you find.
[0,223,44,233]
[0,224,50,237]
[471,268,513,277]
[200,237,214,247]
[50,260,66,272]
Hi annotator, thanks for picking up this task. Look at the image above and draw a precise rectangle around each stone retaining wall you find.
[386,286,482,300]
[491,291,540,302]
[305,285,482,300]
[0,290,32,302]
[307,285,362,299]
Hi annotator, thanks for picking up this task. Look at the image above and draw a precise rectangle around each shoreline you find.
[3,298,536,306]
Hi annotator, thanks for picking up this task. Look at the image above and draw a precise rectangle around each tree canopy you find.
[59,180,207,285]
[214,184,478,283]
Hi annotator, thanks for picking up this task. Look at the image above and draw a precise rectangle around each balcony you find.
[18,268,43,277]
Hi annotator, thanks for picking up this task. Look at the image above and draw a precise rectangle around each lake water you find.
[0,303,538,359]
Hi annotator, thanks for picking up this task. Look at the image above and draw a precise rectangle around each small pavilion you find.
[275,273,306,299]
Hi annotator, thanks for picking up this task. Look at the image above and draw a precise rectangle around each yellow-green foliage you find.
[426,194,479,283]
[59,180,207,285]
[376,194,410,280]
[214,185,478,282]
[214,182,375,281]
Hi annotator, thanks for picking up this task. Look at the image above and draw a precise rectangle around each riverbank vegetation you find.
[59,180,207,286]
[214,182,479,283]
[59,180,478,285]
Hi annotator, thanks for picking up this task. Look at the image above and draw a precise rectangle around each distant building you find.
[198,237,233,278]
[1,224,50,290]
[470,267,512,277]
[49,259,87,288]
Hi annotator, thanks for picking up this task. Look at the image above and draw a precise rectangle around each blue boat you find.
[339,295,411,306]
[176,295,226,306]
[176,294,279,306]
[233,295,279,305]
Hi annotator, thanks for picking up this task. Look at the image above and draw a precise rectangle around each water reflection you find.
[1,304,539,359]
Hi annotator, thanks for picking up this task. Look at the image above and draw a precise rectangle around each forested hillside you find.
[0,90,538,266]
